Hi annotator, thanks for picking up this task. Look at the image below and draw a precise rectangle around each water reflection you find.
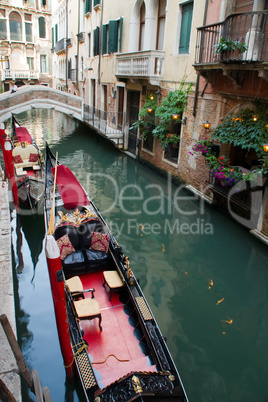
[7,109,268,402]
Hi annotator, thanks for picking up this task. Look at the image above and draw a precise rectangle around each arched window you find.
[139,2,146,51]
[156,0,166,50]
[0,9,7,40]
[9,11,22,41]
[39,16,46,38]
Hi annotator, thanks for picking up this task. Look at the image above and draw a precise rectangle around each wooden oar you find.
[47,152,58,235]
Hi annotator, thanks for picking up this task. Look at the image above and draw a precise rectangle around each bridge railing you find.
[84,104,125,136]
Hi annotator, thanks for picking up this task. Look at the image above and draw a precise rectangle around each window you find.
[139,2,145,51]
[39,16,46,38]
[88,33,91,57]
[55,23,58,42]
[27,56,34,70]
[179,1,193,54]
[0,11,6,40]
[25,14,32,42]
[156,0,166,50]
[163,119,181,163]
[143,133,154,152]
[94,0,101,6]
[40,54,47,72]
[80,0,85,32]
[9,11,22,41]
[85,0,92,13]
[93,27,100,56]
[68,58,71,79]
[40,0,47,8]
[107,18,123,53]
[102,24,108,54]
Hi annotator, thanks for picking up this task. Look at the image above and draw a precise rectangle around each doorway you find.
[127,91,140,154]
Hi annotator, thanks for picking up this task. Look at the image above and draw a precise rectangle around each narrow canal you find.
[5,109,268,402]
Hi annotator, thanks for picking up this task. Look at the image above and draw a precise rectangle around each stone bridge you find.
[0,85,83,123]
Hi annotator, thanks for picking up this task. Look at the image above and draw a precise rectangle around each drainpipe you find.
[76,0,80,90]
[193,0,209,117]
[65,0,68,91]
[98,0,104,85]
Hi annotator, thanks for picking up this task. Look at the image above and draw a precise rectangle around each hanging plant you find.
[130,95,158,140]
[212,103,268,157]
[131,82,193,149]
[152,82,193,149]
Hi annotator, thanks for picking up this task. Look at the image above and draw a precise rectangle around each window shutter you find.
[55,23,58,42]
[52,26,54,48]
[39,17,46,39]
[108,20,118,53]
[94,0,100,6]
[119,17,123,52]
[93,27,100,56]
[179,2,193,54]
[85,0,92,14]
[102,24,107,54]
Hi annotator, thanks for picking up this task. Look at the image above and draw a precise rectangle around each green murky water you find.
[7,109,268,402]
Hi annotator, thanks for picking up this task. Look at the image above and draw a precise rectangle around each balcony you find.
[77,32,85,43]
[116,50,165,86]
[55,38,67,55]
[194,11,268,79]
[1,69,39,80]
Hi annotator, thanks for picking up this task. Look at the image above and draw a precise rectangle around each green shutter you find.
[55,23,58,42]
[179,2,193,54]
[93,27,100,56]
[85,0,92,13]
[108,20,118,53]
[39,17,46,38]
[94,0,100,6]
[102,24,107,54]
[119,17,123,52]
[52,27,54,48]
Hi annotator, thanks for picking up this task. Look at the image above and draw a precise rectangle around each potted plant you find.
[214,37,247,62]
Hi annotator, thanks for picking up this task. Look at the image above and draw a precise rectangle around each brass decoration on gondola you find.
[125,256,135,285]
[58,208,98,225]
[131,375,143,394]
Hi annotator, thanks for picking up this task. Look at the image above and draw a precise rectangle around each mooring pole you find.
[0,314,33,389]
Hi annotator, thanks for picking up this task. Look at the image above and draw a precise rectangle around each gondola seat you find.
[55,218,112,278]
[13,144,40,169]
[74,298,102,331]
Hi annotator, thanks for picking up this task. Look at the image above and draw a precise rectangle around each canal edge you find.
[0,170,22,402]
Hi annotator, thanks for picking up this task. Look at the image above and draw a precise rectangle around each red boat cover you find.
[16,127,32,144]
[52,165,89,210]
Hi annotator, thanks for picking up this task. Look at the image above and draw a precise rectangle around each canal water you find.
[4,109,268,402]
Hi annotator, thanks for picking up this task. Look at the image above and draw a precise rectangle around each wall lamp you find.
[147,107,153,113]
[172,114,187,124]
[263,144,268,152]
[203,121,211,129]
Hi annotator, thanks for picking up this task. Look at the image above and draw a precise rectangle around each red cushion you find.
[56,234,75,260]
[13,154,23,164]
[90,232,110,253]
[29,153,38,162]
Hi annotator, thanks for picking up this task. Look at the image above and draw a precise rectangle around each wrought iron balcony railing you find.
[116,50,165,85]
[195,11,268,65]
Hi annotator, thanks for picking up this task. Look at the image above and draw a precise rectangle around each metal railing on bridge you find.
[83,104,125,148]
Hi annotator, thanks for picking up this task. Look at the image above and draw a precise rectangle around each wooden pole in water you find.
[45,152,75,379]
[0,314,33,388]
